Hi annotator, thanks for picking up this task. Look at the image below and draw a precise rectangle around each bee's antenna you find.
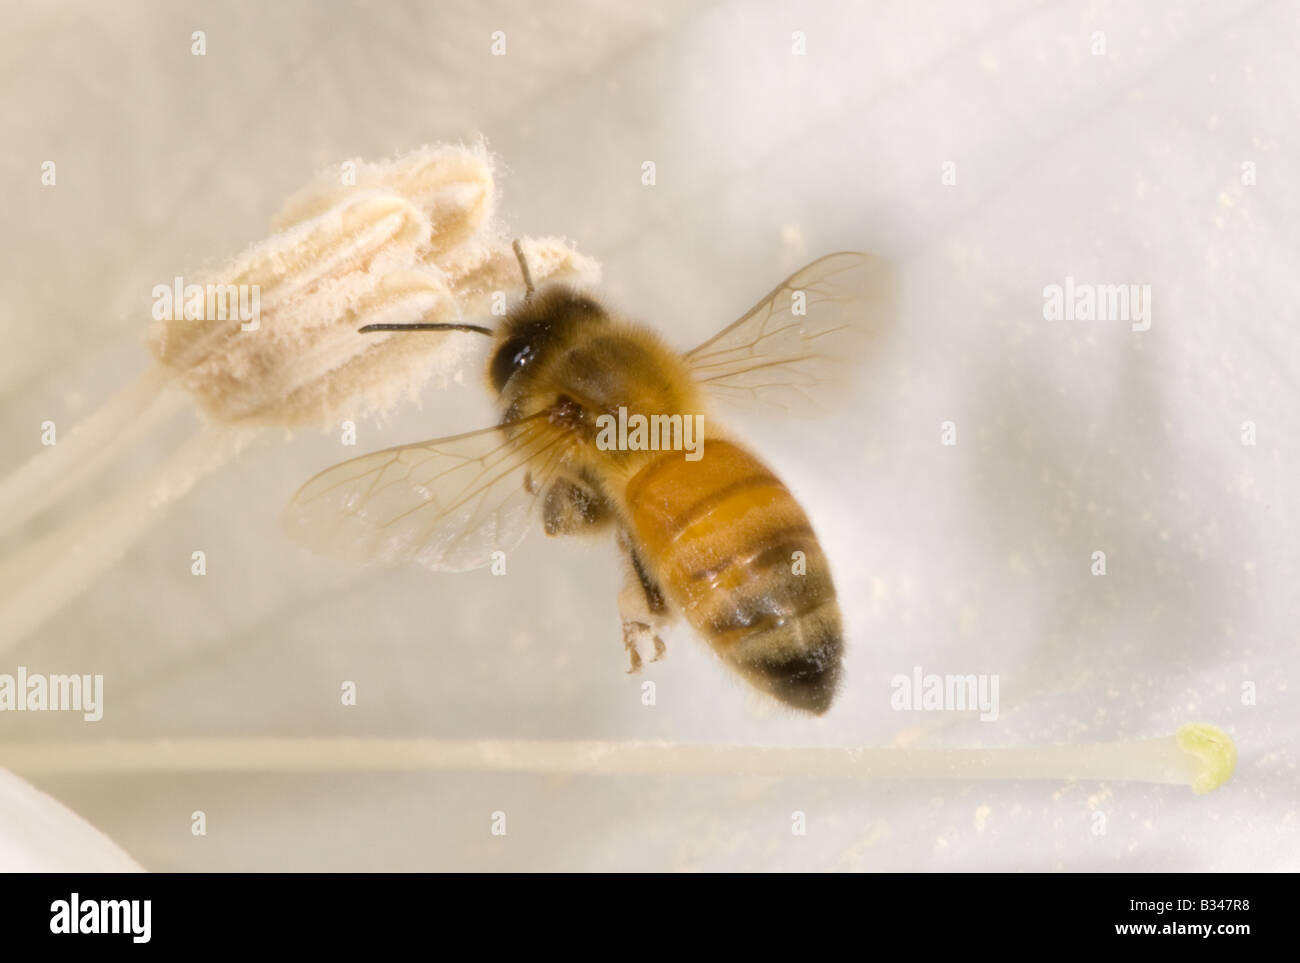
[358,239,537,335]
[357,321,494,336]
[513,238,535,300]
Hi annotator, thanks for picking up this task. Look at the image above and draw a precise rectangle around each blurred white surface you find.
[0,768,140,872]
[0,0,1295,870]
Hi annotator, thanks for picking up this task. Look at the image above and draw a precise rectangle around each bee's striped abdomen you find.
[624,439,842,713]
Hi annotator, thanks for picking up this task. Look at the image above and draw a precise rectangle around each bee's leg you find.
[542,477,611,536]
[616,530,670,672]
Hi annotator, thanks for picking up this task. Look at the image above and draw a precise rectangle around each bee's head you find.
[355,239,605,399]
[488,285,608,394]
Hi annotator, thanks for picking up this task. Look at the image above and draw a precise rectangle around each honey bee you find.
[284,244,892,714]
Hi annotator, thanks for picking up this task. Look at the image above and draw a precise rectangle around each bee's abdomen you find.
[625,440,842,713]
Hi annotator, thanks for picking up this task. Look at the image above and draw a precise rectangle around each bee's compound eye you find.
[490,336,535,392]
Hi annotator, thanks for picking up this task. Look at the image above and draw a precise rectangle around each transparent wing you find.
[282,413,570,573]
[685,252,893,415]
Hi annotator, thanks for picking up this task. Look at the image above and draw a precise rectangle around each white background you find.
[0,0,1295,870]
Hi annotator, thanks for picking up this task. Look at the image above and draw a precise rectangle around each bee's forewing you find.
[685,252,894,415]
[282,413,569,573]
